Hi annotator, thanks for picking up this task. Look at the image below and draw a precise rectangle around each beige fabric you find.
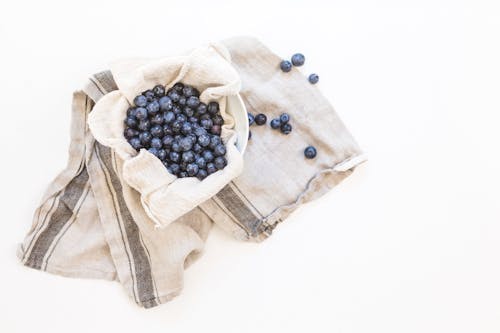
[88,43,244,229]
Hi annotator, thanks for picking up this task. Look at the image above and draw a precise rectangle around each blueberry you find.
[212,114,224,126]
[178,171,188,178]
[207,101,219,115]
[171,120,182,133]
[197,169,208,180]
[163,125,173,136]
[202,150,214,163]
[189,116,199,124]
[176,114,187,123]
[134,95,147,107]
[138,119,151,131]
[159,96,173,111]
[125,116,138,128]
[151,137,162,149]
[135,107,148,120]
[186,96,200,108]
[124,128,139,139]
[181,122,193,135]
[163,111,175,124]
[182,151,195,163]
[172,105,182,114]
[162,135,174,148]
[304,146,317,159]
[209,135,222,149]
[139,131,152,145]
[169,151,180,163]
[197,103,207,115]
[199,113,211,121]
[168,90,180,102]
[193,155,206,169]
[151,113,164,125]
[183,106,195,117]
[183,86,199,97]
[280,123,292,134]
[129,137,142,150]
[291,53,305,66]
[150,125,163,137]
[171,141,182,153]
[255,113,267,125]
[201,118,213,130]
[279,113,290,124]
[206,163,217,175]
[146,101,160,115]
[127,107,138,117]
[143,90,155,102]
[163,161,169,169]
[270,118,281,129]
[248,113,255,126]
[248,131,252,140]
[308,73,319,84]
[198,133,210,147]
[148,147,159,157]
[211,125,221,135]
[178,96,186,106]
[186,163,199,176]
[173,82,184,92]
[153,85,165,97]
[179,136,194,151]
[213,144,226,157]
[158,149,167,160]
[169,163,180,175]
[280,60,292,72]
[194,127,207,137]
[214,156,227,170]
[193,143,203,154]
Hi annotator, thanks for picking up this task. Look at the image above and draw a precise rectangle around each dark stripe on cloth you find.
[96,143,158,308]
[216,184,262,237]
[25,168,89,269]
[93,71,118,93]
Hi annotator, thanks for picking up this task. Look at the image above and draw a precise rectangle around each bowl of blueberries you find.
[123,82,248,180]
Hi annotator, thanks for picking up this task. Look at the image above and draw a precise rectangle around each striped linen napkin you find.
[17,36,365,308]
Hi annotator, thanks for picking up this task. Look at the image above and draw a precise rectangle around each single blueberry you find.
[169,163,180,175]
[247,113,255,126]
[163,111,175,124]
[125,116,138,128]
[182,151,195,163]
[129,137,142,150]
[201,118,213,130]
[158,149,167,160]
[186,96,200,108]
[124,128,139,139]
[308,73,319,84]
[148,147,159,157]
[171,120,182,133]
[138,119,151,131]
[197,169,208,180]
[169,151,180,163]
[181,122,193,135]
[178,96,186,106]
[280,60,292,72]
[151,113,164,125]
[134,95,147,107]
[183,107,195,117]
[159,96,173,111]
[214,156,227,170]
[173,82,184,92]
[186,163,199,177]
[183,86,199,97]
[207,101,219,116]
[197,133,210,147]
[206,163,217,175]
[213,144,226,157]
[139,131,152,145]
[150,125,163,138]
[179,136,194,151]
[162,135,174,148]
[146,101,160,115]
[193,143,203,154]
[143,90,155,102]
[255,113,267,125]
[163,125,173,136]
[202,150,215,163]
[209,135,222,149]
[153,85,165,97]
[178,171,188,178]
[291,53,305,66]
[210,125,221,136]
[304,146,317,159]
[135,107,148,120]
[280,123,292,134]
[194,127,207,137]
[197,103,207,115]
[279,113,290,124]
[176,114,187,123]
[168,90,180,102]
[171,141,182,153]
[172,105,182,115]
[127,107,138,117]
[270,118,281,129]
[151,137,162,149]
[212,115,224,126]
[195,156,206,169]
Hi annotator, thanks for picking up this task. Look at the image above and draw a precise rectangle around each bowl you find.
[226,94,248,154]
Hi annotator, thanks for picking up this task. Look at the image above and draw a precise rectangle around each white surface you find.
[1,1,500,332]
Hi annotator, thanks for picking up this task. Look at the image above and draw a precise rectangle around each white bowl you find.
[226,94,248,154]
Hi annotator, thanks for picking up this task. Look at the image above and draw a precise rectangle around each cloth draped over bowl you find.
[17,37,366,308]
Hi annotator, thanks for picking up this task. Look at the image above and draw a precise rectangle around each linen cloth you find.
[18,36,366,308]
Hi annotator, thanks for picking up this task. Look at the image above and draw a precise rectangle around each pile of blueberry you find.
[123,83,227,180]
[280,53,319,84]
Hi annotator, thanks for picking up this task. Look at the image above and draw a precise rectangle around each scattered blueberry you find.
[280,60,292,72]
[308,73,319,84]
[248,113,255,126]
[280,123,292,135]
[255,113,267,125]
[304,146,317,159]
[291,53,305,66]
[279,113,290,124]
[270,118,281,129]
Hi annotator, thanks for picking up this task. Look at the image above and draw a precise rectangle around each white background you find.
[1,0,500,332]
